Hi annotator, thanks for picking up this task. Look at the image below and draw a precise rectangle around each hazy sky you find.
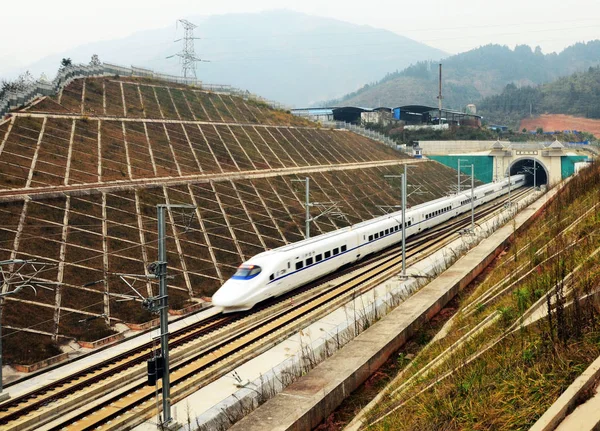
[2,0,599,75]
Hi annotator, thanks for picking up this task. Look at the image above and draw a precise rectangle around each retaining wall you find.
[13,352,70,373]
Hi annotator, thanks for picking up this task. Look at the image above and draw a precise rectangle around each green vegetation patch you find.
[363,159,600,430]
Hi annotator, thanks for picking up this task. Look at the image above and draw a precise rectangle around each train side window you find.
[368,235,373,241]
[288,262,291,269]
[408,221,411,226]
[374,233,379,239]
[306,257,313,265]
[316,254,322,262]
[324,250,331,258]
[341,245,347,252]
[380,231,384,236]
[269,274,274,281]
[296,261,303,270]
[333,247,339,255]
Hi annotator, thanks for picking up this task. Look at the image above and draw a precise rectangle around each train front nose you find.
[211,281,248,308]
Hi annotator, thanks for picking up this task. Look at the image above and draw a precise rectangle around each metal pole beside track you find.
[458,159,468,194]
[470,165,475,232]
[305,177,310,239]
[154,203,193,427]
[401,173,406,278]
[0,307,3,397]
[292,177,313,239]
[508,173,511,207]
[458,159,461,193]
[157,205,172,425]
[384,173,408,278]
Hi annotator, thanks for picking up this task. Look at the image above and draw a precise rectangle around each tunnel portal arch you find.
[507,157,549,187]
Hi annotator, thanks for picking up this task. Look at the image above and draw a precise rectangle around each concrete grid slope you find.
[0,76,460,366]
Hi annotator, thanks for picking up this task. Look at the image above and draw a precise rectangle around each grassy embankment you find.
[363,160,600,430]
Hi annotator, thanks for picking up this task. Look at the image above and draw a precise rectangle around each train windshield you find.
[232,265,262,280]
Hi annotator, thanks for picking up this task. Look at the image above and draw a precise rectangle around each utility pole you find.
[457,159,468,193]
[437,63,443,126]
[155,204,193,426]
[114,205,194,427]
[167,19,209,79]
[292,177,346,239]
[292,177,311,238]
[470,165,475,232]
[521,161,539,191]
[401,173,407,278]
[507,173,512,207]
[156,205,172,426]
[385,173,407,278]
[304,178,310,238]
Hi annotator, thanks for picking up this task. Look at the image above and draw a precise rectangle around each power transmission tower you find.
[167,19,209,79]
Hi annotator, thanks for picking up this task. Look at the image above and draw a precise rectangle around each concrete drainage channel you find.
[133,190,544,431]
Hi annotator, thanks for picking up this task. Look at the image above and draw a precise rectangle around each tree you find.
[0,80,17,99]
[0,71,35,99]
[89,54,101,66]
[61,58,72,68]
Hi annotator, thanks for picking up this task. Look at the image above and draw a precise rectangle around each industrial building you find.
[291,105,482,128]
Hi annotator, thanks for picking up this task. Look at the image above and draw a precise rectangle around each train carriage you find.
[212,175,525,311]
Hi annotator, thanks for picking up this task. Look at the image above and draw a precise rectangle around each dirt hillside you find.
[520,114,600,138]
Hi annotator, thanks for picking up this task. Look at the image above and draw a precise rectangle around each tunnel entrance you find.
[509,158,548,187]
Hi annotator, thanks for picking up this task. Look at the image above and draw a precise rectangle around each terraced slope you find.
[0,77,462,365]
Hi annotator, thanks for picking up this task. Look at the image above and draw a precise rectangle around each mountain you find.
[325,41,600,109]
[478,65,600,127]
[2,10,446,107]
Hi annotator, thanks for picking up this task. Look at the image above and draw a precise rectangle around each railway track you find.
[0,187,534,431]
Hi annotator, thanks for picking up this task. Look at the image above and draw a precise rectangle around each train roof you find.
[251,175,522,259]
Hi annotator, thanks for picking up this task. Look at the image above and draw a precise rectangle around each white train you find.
[212,174,525,311]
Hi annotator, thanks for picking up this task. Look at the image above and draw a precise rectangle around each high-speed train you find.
[212,174,525,312]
